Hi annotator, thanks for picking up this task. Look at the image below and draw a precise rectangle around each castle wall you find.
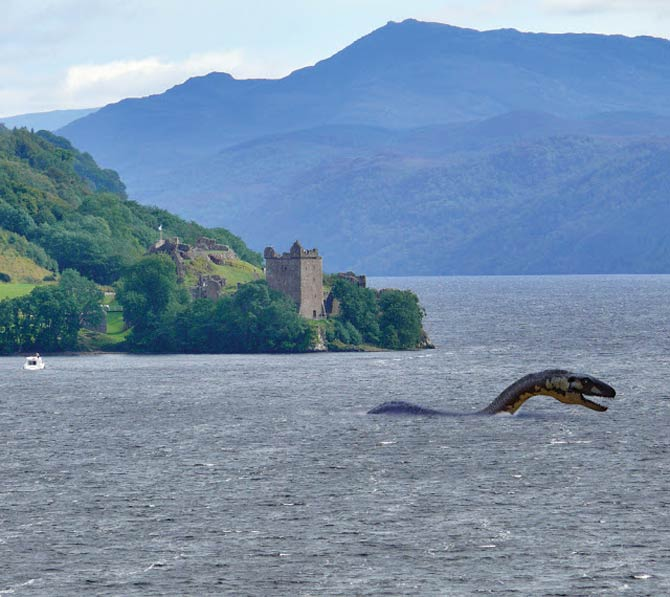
[264,242,326,319]
[266,256,302,306]
[299,256,326,319]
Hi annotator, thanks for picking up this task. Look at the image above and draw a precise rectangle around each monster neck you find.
[477,369,569,415]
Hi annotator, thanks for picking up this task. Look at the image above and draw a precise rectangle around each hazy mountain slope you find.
[441,139,670,274]
[1,108,98,131]
[123,111,670,273]
[106,109,670,222]
[251,135,670,274]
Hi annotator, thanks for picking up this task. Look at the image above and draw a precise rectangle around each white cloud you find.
[60,49,292,108]
[1,48,296,117]
[63,51,242,98]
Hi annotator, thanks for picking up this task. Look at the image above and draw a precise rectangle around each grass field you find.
[217,259,264,290]
[78,327,130,352]
[106,311,126,335]
[0,240,53,284]
[78,306,129,351]
[0,283,36,300]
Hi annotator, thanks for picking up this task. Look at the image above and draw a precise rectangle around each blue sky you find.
[2,0,669,117]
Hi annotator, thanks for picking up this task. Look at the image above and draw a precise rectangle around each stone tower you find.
[264,241,326,319]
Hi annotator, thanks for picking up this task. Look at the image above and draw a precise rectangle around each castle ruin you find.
[147,236,238,300]
[264,241,326,319]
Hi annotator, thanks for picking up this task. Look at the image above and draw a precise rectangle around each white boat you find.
[23,354,45,370]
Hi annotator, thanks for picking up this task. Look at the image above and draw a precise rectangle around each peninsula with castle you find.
[0,122,430,355]
[128,236,432,354]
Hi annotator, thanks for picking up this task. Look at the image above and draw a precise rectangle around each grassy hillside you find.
[181,255,263,291]
[0,230,55,283]
[0,254,51,285]
[0,125,261,284]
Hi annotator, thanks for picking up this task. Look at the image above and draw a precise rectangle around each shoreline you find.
[7,343,435,358]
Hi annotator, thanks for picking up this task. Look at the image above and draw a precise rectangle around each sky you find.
[2,0,670,117]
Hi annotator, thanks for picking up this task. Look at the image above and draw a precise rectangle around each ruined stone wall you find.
[193,236,238,261]
[191,274,226,301]
[147,236,238,284]
[337,272,367,288]
[147,238,188,280]
[265,254,302,306]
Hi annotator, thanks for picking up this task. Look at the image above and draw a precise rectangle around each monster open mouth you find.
[576,380,617,412]
[579,395,610,412]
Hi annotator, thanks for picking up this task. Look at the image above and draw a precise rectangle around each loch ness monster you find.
[367,369,616,416]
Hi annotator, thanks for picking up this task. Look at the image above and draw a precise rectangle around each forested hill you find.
[56,19,670,274]
[0,125,261,284]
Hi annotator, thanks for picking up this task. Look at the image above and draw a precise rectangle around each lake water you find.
[1,275,669,596]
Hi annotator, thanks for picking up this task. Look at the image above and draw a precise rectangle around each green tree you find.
[331,278,381,344]
[378,289,424,349]
[58,269,104,328]
[29,286,80,350]
[0,298,20,352]
[36,225,124,284]
[174,298,217,353]
[209,281,311,353]
[0,284,81,353]
[116,255,188,350]
[328,279,425,349]
[331,319,362,345]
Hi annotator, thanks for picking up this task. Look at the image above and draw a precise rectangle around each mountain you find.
[0,125,261,284]
[171,126,670,274]
[1,108,99,131]
[57,19,670,274]
[60,20,670,172]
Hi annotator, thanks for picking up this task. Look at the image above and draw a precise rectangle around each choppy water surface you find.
[1,275,669,596]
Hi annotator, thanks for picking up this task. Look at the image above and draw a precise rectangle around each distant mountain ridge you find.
[1,108,98,131]
[60,20,670,166]
[57,19,670,274]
